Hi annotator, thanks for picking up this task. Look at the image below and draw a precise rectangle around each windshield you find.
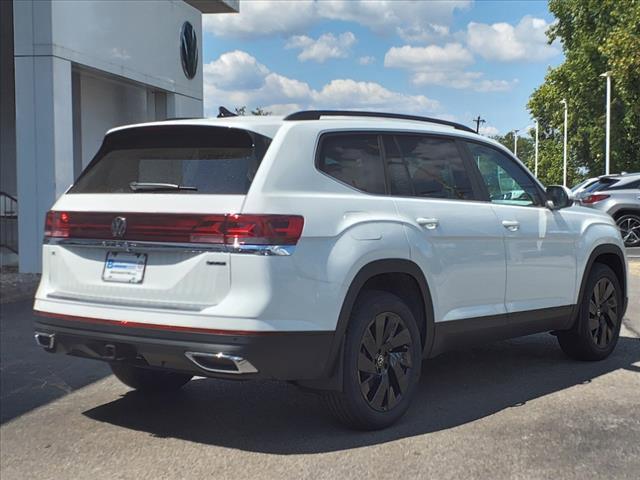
[70,125,271,194]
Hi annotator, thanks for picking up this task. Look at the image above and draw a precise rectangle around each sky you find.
[201,0,564,137]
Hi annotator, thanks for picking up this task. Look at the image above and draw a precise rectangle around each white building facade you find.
[0,0,238,272]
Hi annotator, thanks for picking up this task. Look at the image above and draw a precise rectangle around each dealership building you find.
[0,0,238,272]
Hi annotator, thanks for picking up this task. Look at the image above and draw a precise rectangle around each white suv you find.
[34,110,629,430]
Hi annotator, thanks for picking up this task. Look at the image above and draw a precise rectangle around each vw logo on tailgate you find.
[111,217,127,238]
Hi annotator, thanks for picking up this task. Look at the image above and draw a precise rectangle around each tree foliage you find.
[528,0,640,187]
[491,132,537,174]
[234,106,272,116]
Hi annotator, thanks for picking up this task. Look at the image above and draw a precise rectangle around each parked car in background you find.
[576,173,640,247]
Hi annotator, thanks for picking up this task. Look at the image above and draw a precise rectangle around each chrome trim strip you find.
[184,351,258,375]
[44,237,295,256]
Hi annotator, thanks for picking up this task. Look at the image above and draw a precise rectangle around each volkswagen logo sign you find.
[111,217,127,238]
[180,21,198,79]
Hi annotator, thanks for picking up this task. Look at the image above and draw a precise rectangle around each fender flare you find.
[573,243,628,324]
[323,259,435,379]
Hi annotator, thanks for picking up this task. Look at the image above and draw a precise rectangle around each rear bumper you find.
[34,312,335,381]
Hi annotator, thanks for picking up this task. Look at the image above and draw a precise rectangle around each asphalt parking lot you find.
[1,262,639,479]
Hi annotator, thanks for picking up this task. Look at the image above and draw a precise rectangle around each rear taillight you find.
[581,194,610,204]
[45,211,70,238]
[44,212,304,245]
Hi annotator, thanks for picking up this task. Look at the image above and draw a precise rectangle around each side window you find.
[387,134,475,200]
[466,142,542,206]
[318,134,386,194]
[608,179,640,190]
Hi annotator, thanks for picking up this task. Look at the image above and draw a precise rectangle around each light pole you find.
[534,119,539,177]
[560,98,568,186]
[513,129,519,156]
[600,71,612,175]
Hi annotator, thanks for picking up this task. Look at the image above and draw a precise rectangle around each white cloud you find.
[203,0,471,38]
[384,43,473,71]
[204,50,440,117]
[411,71,518,92]
[397,23,450,43]
[479,125,499,136]
[285,32,356,63]
[203,1,317,38]
[358,55,375,66]
[203,50,269,90]
[467,16,560,62]
[384,43,517,92]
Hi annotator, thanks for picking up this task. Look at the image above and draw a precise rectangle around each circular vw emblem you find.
[180,21,198,79]
[111,217,127,238]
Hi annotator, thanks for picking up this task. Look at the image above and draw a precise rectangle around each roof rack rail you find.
[283,110,476,133]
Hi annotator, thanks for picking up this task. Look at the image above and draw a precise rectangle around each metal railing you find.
[0,191,18,254]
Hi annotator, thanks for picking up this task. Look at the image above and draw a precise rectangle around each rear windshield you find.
[70,125,271,194]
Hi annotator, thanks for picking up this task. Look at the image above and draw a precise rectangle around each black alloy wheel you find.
[357,311,413,412]
[557,263,623,361]
[324,290,422,430]
[587,277,619,348]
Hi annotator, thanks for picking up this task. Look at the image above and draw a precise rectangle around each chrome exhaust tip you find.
[185,351,258,375]
[34,332,55,350]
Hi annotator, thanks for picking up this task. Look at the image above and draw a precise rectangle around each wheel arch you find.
[331,259,435,367]
[610,207,640,220]
[574,244,628,326]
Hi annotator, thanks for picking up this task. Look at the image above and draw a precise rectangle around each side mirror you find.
[545,185,574,210]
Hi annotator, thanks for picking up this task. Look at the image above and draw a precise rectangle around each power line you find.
[472,115,486,133]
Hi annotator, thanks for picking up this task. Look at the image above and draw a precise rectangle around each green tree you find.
[491,131,536,173]
[234,106,272,116]
[528,0,640,187]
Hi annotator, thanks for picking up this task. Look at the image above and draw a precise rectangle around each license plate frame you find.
[102,251,148,284]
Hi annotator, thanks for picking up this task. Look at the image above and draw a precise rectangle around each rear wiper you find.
[129,182,198,192]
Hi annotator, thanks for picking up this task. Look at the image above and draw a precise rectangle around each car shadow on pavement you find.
[83,333,640,454]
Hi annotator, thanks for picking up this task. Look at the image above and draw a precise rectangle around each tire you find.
[324,290,422,430]
[110,363,192,392]
[557,263,623,361]
[615,213,640,247]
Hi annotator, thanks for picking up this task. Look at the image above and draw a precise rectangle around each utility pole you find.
[534,119,539,177]
[473,115,485,134]
[600,71,612,175]
[513,129,519,156]
[560,99,568,186]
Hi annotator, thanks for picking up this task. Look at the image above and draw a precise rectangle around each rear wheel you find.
[110,363,192,392]
[557,263,622,361]
[615,213,640,247]
[324,290,422,430]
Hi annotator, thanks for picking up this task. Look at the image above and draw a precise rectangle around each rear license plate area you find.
[102,251,147,284]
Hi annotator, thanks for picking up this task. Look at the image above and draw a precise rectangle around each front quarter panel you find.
[573,207,627,303]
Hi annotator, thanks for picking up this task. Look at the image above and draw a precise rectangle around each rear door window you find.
[317,134,386,194]
[387,134,476,200]
[70,126,271,194]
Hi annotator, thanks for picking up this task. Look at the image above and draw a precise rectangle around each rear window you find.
[583,178,619,193]
[317,134,386,194]
[70,126,271,194]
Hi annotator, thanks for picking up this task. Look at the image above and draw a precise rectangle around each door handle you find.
[502,220,520,232]
[416,217,439,229]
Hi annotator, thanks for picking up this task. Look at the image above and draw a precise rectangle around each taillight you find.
[581,194,610,204]
[44,212,304,245]
[222,215,304,245]
[45,211,70,238]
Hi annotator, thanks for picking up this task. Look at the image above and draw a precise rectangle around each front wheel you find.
[616,214,640,247]
[324,290,422,430]
[110,363,192,392]
[557,263,622,361]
